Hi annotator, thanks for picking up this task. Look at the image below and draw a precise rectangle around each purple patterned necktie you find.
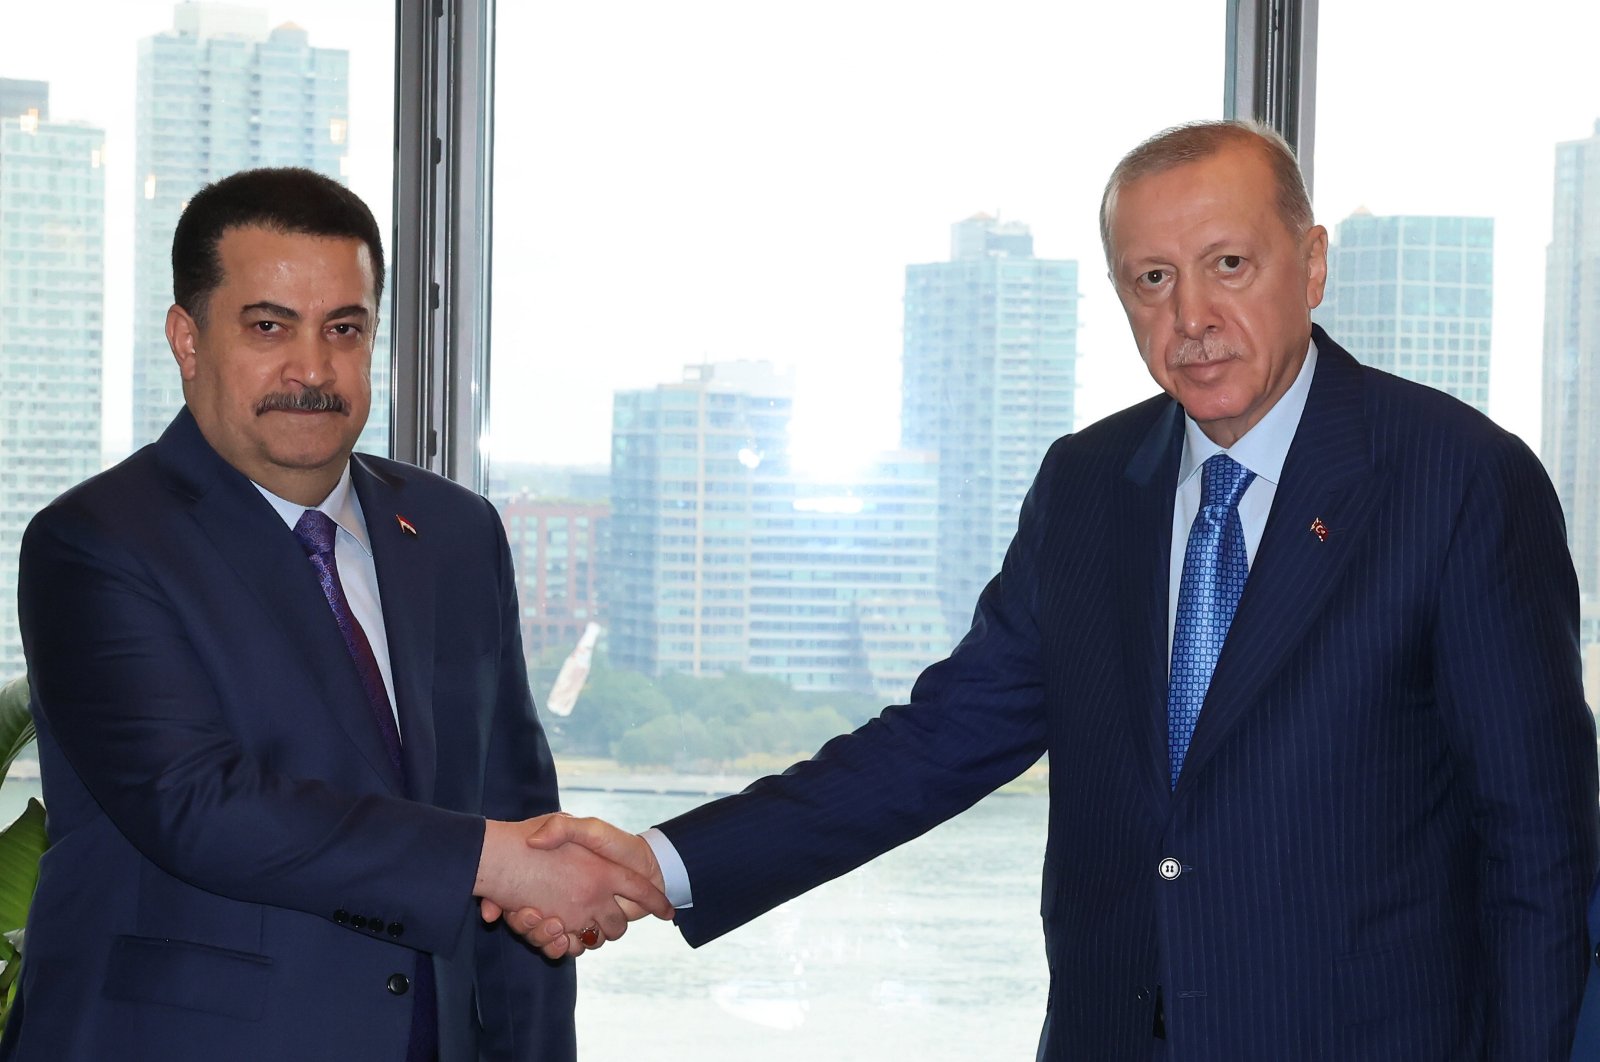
[293,509,404,774]
[292,509,437,1062]
[1167,453,1255,789]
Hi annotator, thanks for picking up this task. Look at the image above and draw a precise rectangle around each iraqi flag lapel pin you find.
[396,514,418,537]
[1309,516,1328,542]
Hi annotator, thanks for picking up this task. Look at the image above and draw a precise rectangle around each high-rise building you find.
[1544,120,1600,647]
[902,214,1078,636]
[746,452,947,699]
[0,81,105,676]
[605,363,947,698]
[500,496,609,664]
[605,362,795,678]
[1321,210,1493,413]
[131,4,388,455]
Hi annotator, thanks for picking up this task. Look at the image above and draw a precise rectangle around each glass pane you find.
[1313,0,1600,713]
[0,0,393,774]
[489,2,1224,1057]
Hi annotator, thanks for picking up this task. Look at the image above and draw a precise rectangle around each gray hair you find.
[1099,119,1313,265]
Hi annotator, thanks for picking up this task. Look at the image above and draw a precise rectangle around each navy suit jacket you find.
[4,409,574,1061]
[1574,883,1600,1059]
[660,329,1598,1060]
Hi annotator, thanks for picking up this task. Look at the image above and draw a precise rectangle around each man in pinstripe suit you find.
[526,121,1600,1059]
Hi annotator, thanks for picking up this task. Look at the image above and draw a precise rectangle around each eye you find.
[251,320,281,334]
[329,323,361,337]
[1218,254,1245,273]
[1139,268,1167,287]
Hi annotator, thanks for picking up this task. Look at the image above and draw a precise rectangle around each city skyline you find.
[9,2,1597,472]
[3,2,1600,661]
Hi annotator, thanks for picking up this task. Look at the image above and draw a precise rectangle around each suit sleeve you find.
[468,496,577,1060]
[660,441,1062,946]
[18,503,486,957]
[1430,432,1599,1054]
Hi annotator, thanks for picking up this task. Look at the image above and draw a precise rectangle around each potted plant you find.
[0,676,47,1032]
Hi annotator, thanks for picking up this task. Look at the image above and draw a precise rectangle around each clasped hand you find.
[475,813,669,958]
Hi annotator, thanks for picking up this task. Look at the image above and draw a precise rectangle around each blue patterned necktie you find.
[293,509,437,1062]
[1167,453,1255,789]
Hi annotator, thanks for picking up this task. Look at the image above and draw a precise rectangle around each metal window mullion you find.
[391,0,495,492]
[1225,0,1319,194]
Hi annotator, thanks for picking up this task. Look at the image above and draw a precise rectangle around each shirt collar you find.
[253,463,373,557]
[1176,337,1319,489]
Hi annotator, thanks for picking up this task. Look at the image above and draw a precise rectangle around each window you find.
[488,1,1221,1057]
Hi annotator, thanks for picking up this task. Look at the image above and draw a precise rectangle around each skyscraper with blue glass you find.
[1320,210,1494,414]
[1543,120,1600,653]
[901,215,1078,636]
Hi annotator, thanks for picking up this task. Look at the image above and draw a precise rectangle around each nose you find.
[284,332,336,389]
[1173,273,1221,340]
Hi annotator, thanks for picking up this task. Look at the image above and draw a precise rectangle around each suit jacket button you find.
[388,922,404,937]
[333,909,349,924]
[386,973,411,996]
[1158,857,1182,881]
[352,915,369,929]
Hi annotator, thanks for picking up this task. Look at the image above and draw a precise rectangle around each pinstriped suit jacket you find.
[1574,885,1600,1059]
[660,328,1599,1060]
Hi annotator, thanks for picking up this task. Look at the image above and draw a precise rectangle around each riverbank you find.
[553,754,1050,798]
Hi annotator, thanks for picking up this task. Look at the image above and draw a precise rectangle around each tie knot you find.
[1200,453,1254,510]
[293,509,338,559]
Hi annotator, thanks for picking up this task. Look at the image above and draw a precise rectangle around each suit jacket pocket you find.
[104,935,273,1021]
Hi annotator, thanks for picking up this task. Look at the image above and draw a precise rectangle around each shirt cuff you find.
[641,827,694,909]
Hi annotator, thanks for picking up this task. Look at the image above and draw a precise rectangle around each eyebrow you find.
[238,301,371,325]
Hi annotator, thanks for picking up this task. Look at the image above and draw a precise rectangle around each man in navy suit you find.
[523,122,1599,1058]
[5,169,669,1061]
[1575,883,1600,1058]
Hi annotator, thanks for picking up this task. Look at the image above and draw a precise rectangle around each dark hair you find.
[1099,120,1313,265]
[171,167,385,321]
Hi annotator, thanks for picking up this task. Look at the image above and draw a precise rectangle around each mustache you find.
[1170,335,1241,366]
[254,388,350,416]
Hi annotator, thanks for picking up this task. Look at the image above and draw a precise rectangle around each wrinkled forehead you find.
[1106,150,1283,264]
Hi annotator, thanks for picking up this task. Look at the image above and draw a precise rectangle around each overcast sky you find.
[7,0,1599,472]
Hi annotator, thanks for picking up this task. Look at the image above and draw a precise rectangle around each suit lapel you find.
[156,411,406,793]
[1114,401,1186,813]
[1177,336,1383,791]
[353,457,439,803]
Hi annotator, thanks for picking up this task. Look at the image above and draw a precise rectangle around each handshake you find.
[474,814,670,959]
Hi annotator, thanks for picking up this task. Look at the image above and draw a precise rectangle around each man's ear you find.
[1303,224,1330,310]
[166,304,201,381]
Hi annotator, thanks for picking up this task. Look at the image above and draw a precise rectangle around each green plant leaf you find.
[0,800,47,936]
[0,678,34,788]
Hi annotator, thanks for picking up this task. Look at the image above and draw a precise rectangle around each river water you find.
[562,787,1050,1061]
[0,773,1051,1060]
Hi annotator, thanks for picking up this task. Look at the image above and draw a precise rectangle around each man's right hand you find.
[473,814,672,955]
[495,815,668,959]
